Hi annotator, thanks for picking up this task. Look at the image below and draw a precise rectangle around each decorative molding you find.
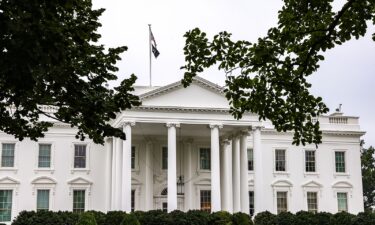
[166,122,180,128]
[209,124,223,129]
[122,121,136,127]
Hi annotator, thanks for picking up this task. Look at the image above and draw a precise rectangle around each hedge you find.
[10,210,375,225]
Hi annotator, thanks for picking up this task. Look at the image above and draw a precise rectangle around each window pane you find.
[0,190,12,222]
[1,144,15,167]
[74,145,86,168]
[337,192,348,212]
[73,190,85,213]
[131,146,136,169]
[162,147,168,169]
[275,150,286,171]
[249,191,254,216]
[38,144,51,168]
[307,192,318,213]
[200,148,211,170]
[305,150,316,172]
[131,190,135,212]
[335,152,346,173]
[277,192,288,214]
[162,202,168,212]
[248,149,254,171]
[37,190,50,211]
[200,190,211,212]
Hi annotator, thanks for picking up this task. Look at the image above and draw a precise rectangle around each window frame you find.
[273,148,288,174]
[306,191,318,213]
[0,142,18,171]
[31,176,56,211]
[276,191,288,214]
[71,143,90,174]
[333,149,349,177]
[72,189,86,213]
[337,192,348,212]
[200,189,211,213]
[0,189,13,222]
[249,190,255,216]
[303,149,319,175]
[199,147,211,171]
[36,189,50,211]
[247,148,254,172]
[161,146,168,170]
[35,142,55,173]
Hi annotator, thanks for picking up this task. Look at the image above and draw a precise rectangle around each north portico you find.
[108,77,263,213]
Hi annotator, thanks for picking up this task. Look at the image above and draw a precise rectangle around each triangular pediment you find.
[0,176,20,185]
[302,180,323,188]
[31,176,57,185]
[67,177,92,185]
[139,76,229,109]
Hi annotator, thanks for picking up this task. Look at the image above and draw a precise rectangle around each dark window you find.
[37,190,50,211]
[74,145,86,168]
[249,191,254,216]
[305,150,316,172]
[131,190,135,212]
[0,190,12,222]
[335,151,346,173]
[131,146,136,169]
[38,144,51,168]
[73,190,85,213]
[162,202,168,212]
[200,190,211,212]
[161,188,168,196]
[1,144,15,167]
[337,192,348,212]
[162,147,168,169]
[276,191,287,214]
[275,149,286,171]
[307,192,318,213]
[248,149,254,171]
[200,148,211,170]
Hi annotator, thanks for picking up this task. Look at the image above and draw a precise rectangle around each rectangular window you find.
[74,145,86,168]
[73,190,85,213]
[276,191,288,214]
[162,202,168,212]
[131,190,135,212]
[335,151,346,173]
[38,144,51,168]
[307,192,318,213]
[248,149,254,171]
[305,150,316,172]
[275,149,286,172]
[337,192,348,212]
[162,147,168,169]
[1,143,15,167]
[200,190,211,212]
[0,190,12,222]
[249,191,254,216]
[37,190,50,211]
[131,146,136,169]
[200,148,211,170]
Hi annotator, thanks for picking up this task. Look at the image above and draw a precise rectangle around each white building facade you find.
[0,77,365,223]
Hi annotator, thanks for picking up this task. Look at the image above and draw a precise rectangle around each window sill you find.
[273,171,290,177]
[0,167,18,173]
[34,168,55,174]
[71,168,90,174]
[304,172,320,177]
[334,173,350,178]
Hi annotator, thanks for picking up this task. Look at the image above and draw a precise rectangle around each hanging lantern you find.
[177,175,184,195]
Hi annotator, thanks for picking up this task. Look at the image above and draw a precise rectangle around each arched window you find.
[161,188,167,196]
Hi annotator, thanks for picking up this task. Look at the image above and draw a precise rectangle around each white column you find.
[232,136,241,212]
[145,141,154,211]
[184,139,193,211]
[111,138,117,210]
[122,122,134,212]
[210,124,222,212]
[220,140,232,212]
[253,126,263,214]
[240,132,249,213]
[167,122,179,212]
[105,138,113,211]
[115,137,123,210]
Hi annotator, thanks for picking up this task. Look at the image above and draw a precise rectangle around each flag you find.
[150,28,160,58]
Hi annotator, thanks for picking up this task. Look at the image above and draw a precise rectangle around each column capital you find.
[166,122,180,128]
[220,139,231,146]
[122,121,136,127]
[209,124,223,129]
[251,125,263,131]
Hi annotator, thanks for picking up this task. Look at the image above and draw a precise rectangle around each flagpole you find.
[148,24,152,87]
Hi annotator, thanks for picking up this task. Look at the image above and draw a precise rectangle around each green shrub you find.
[353,212,375,225]
[330,211,355,225]
[232,212,252,225]
[186,210,210,225]
[56,211,80,225]
[105,211,126,225]
[76,212,97,225]
[87,211,106,225]
[208,211,232,225]
[12,210,65,225]
[314,212,332,225]
[254,211,276,225]
[276,212,296,225]
[169,210,189,225]
[294,211,317,225]
[135,210,170,225]
[120,213,140,225]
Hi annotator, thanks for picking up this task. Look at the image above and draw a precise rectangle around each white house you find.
[0,76,365,223]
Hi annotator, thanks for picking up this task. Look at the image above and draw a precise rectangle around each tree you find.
[361,145,375,210]
[181,0,375,145]
[0,0,140,144]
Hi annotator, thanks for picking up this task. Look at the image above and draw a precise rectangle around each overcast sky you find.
[92,0,375,148]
